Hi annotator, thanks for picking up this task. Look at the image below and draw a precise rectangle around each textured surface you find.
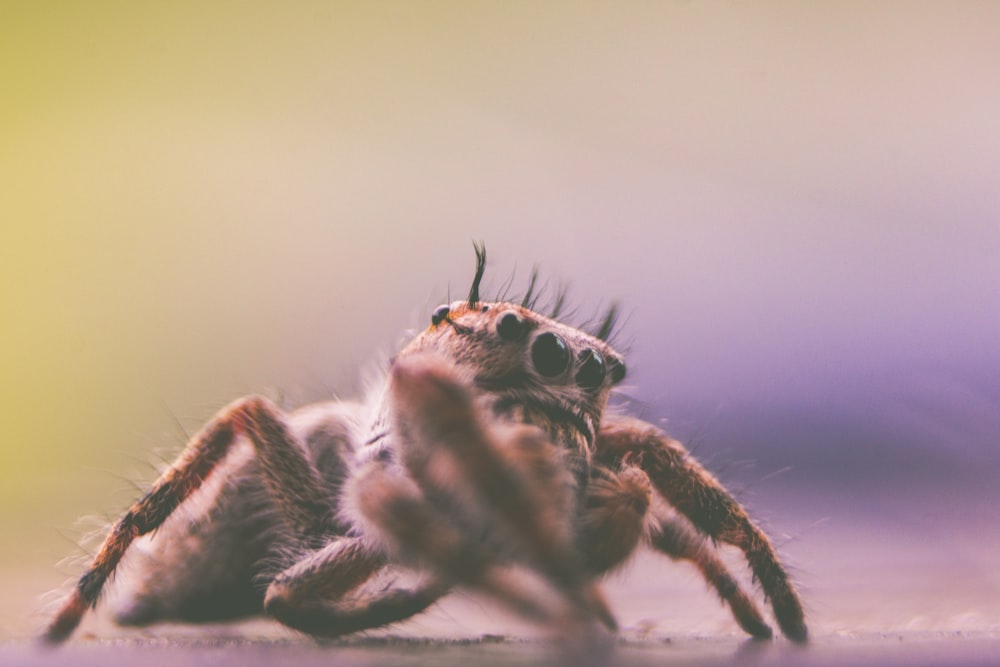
[6,634,1000,667]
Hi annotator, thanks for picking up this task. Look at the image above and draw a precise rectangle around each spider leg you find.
[651,513,773,639]
[112,452,276,626]
[595,416,807,643]
[42,395,335,644]
[577,462,771,638]
[382,354,616,632]
[261,535,447,638]
[111,401,359,627]
[268,581,449,639]
[353,462,566,625]
[577,464,652,575]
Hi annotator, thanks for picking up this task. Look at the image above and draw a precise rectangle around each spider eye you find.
[575,348,606,389]
[608,357,627,384]
[531,332,570,377]
[496,311,525,341]
[431,304,450,326]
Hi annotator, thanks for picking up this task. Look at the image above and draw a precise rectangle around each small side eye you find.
[575,348,606,389]
[531,332,570,377]
[496,311,525,341]
[431,304,450,326]
[608,358,627,384]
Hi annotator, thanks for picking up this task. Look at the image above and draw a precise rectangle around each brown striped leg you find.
[41,395,334,644]
[651,514,773,639]
[596,416,807,642]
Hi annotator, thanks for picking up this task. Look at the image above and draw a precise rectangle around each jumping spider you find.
[43,246,807,645]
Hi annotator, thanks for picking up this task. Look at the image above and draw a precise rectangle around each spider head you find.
[400,299,627,454]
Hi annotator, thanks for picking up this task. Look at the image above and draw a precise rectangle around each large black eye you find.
[431,304,450,326]
[575,348,606,389]
[496,311,525,341]
[531,332,570,377]
[608,357,627,384]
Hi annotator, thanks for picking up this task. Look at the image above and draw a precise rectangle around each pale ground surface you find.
[5,494,999,666]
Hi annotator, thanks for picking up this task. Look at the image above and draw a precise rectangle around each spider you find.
[42,245,807,646]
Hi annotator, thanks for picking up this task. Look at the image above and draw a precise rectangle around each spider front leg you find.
[42,395,336,644]
[351,461,564,626]
[375,353,616,632]
[596,416,808,643]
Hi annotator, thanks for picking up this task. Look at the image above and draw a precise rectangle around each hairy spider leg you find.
[651,514,773,639]
[261,534,449,638]
[576,464,653,574]
[42,395,336,644]
[596,416,808,643]
[576,460,773,639]
[386,354,617,632]
[354,462,572,625]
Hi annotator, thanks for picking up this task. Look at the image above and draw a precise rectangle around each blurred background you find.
[2,1,998,643]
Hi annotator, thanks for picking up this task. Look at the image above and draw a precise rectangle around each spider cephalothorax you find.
[404,299,624,460]
[43,245,807,648]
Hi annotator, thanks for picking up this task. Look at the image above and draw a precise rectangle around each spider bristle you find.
[550,284,569,319]
[594,301,620,341]
[521,267,540,308]
[467,241,487,309]
[472,258,626,344]
[529,279,550,312]
[496,263,517,303]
